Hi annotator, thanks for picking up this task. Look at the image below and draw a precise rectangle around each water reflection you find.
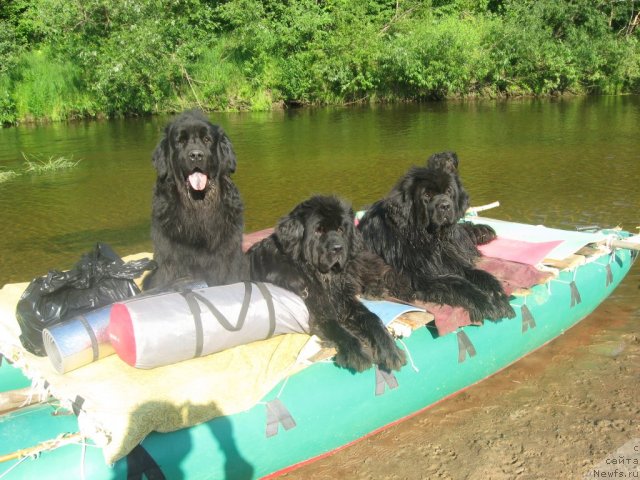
[0,96,638,284]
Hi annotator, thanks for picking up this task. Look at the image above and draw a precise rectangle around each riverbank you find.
[2,1,639,126]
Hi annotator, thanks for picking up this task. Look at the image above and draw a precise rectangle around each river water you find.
[0,96,638,478]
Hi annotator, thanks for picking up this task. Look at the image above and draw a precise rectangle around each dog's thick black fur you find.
[143,110,245,290]
[248,195,407,372]
[358,166,515,323]
[427,151,497,246]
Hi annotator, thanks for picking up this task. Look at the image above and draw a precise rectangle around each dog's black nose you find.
[189,150,204,162]
[438,202,452,212]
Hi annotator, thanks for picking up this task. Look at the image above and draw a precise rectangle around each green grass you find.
[22,153,81,174]
[12,49,97,123]
[0,169,19,183]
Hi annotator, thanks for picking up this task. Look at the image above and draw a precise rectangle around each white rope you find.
[0,455,29,479]
[275,374,290,399]
[510,295,528,308]
[256,362,296,406]
[465,201,500,216]
[604,234,617,250]
[397,338,419,373]
[80,438,87,480]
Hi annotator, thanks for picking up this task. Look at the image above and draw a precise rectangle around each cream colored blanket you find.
[0,277,311,464]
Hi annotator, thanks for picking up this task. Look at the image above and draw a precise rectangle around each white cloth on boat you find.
[468,217,605,260]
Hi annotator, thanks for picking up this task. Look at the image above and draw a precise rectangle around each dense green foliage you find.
[1,0,639,124]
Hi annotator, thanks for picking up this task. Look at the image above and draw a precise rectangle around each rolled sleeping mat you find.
[109,282,310,369]
[42,305,115,374]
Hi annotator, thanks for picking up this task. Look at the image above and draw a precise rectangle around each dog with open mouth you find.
[143,110,246,290]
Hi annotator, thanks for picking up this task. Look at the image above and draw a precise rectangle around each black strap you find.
[181,291,205,358]
[180,282,255,357]
[77,314,99,362]
[255,282,276,337]
[521,304,536,333]
[237,281,252,331]
[614,252,624,267]
[0,353,15,366]
[126,444,166,480]
[569,281,582,308]
[374,366,399,396]
[605,264,613,287]
[457,330,476,363]
[187,282,253,332]
[71,395,85,416]
[265,398,296,437]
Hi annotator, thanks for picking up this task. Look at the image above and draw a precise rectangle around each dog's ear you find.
[216,132,237,175]
[384,188,413,230]
[152,137,169,179]
[448,179,464,218]
[427,151,458,173]
[275,215,304,258]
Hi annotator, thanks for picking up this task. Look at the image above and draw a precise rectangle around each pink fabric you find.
[242,228,274,252]
[478,238,563,265]
[413,257,554,336]
[476,257,554,295]
[410,301,481,336]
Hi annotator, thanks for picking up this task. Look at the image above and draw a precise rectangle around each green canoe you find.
[0,219,637,479]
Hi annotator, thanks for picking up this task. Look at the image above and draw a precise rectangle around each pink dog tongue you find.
[188,172,208,191]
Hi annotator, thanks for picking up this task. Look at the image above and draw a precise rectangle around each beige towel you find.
[0,274,311,464]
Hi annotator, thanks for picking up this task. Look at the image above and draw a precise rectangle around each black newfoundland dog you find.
[426,151,496,246]
[143,110,245,290]
[358,166,515,323]
[248,195,407,373]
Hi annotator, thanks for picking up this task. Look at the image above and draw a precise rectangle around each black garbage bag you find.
[16,243,156,356]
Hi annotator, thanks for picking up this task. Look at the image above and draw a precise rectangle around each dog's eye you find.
[315,226,324,235]
[422,192,431,201]
[203,136,212,144]
[446,187,454,196]
[336,227,344,234]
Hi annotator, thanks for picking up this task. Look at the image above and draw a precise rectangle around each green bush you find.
[0,75,17,125]
[0,0,638,122]
[380,14,493,99]
[11,49,96,121]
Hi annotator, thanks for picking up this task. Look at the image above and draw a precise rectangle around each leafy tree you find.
[1,0,638,123]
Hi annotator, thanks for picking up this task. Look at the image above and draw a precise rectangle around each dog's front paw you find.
[334,339,374,372]
[482,290,516,321]
[471,224,497,245]
[466,304,488,324]
[376,341,407,372]
[463,290,496,323]
[495,296,516,319]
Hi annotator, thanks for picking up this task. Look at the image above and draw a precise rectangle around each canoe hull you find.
[0,247,636,479]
